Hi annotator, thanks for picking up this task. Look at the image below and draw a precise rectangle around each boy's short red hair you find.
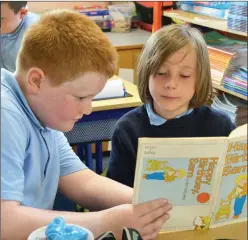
[17,9,118,85]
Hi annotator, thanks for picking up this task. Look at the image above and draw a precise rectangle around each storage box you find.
[178,3,229,19]
[108,4,134,32]
[183,1,230,9]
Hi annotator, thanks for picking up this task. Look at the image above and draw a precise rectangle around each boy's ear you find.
[26,68,45,94]
[19,8,28,19]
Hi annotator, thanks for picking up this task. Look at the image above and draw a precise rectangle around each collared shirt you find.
[145,102,194,126]
[1,69,86,209]
[0,12,40,72]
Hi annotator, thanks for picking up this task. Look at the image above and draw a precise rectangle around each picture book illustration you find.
[140,157,218,206]
[193,216,211,230]
[133,124,247,232]
[213,139,247,225]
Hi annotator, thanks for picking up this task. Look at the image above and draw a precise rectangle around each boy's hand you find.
[104,199,172,240]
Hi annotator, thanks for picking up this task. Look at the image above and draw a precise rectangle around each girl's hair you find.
[138,24,212,107]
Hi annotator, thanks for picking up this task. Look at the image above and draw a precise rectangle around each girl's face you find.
[149,46,197,120]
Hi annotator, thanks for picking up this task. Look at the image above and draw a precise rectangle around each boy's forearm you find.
[2,202,110,240]
[77,174,133,210]
[59,170,133,211]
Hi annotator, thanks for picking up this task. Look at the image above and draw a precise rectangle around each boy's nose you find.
[83,103,92,116]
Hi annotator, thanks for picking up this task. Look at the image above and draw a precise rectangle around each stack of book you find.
[211,93,247,126]
[211,93,237,123]
[207,46,234,86]
[223,66,247,98]
[228,2,247,33]
[204,31,247,98]
[177,1,230,20]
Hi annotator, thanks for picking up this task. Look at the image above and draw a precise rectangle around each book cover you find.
[133,124,247,232]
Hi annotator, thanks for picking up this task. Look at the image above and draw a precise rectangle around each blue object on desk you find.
[45,217,88,240]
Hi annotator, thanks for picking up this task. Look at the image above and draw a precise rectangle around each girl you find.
[107,24,235,187]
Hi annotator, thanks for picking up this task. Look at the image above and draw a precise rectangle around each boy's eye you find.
[77,96,86,101]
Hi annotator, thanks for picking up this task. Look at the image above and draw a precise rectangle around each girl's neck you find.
[152,101,190,120]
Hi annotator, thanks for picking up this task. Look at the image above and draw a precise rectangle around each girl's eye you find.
[180,75,190,78]
[157,72,167,76]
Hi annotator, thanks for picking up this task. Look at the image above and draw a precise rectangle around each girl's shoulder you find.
[195,105,235,136]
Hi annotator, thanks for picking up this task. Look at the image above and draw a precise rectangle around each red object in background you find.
[135,1,174,32]
[73,5,104,10]
[153,2,162,32]
[197,192,211,203]
[136,2,173,8]
[139,22,153,32]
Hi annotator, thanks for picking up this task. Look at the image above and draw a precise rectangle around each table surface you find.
[157,221,247,240]
[104,29,151,50]
[92,77,142,112]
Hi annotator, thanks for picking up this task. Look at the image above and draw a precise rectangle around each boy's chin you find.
[48,122,75,132]
[59,124,75,133]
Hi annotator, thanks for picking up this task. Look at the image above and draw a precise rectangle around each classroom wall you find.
[28,1,109,13]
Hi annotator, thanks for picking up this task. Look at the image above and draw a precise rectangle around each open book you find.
[133,124,247,232]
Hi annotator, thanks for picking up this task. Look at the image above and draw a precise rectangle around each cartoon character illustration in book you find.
[193,216,211,230]
[143,166,186,182]
[228,174,247,219]
[215,199,232,221]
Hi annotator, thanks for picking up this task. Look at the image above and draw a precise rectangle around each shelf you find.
[212,82,247,101]
[163,10,248,37]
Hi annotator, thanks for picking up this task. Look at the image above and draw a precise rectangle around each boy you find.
[1,9,172,240]
[0,1,39,72]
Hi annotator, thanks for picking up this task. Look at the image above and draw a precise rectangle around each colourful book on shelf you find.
[178,3,229,19]
[223,82,248,97]
[207,46,234,86]
[183,1,230,9]
[133,124,247,232]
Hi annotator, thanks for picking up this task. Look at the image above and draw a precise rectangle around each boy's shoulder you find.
[1,69,28,119]
[25,12,40,25]
[22,12,40,30]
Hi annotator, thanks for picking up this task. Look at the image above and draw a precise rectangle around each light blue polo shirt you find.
[0,12,40,72]
[145,102,193,126]
[1,69,87,209]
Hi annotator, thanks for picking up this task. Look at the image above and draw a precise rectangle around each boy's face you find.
[28,72,107,132]
[149,46,197,120]
[1,3,27,34]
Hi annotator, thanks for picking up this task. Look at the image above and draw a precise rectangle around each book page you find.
[229,124,247,139]
[133,137,227,232]
[211,134,247,228]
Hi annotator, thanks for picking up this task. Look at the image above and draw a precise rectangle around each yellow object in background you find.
[171,17,185,24]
